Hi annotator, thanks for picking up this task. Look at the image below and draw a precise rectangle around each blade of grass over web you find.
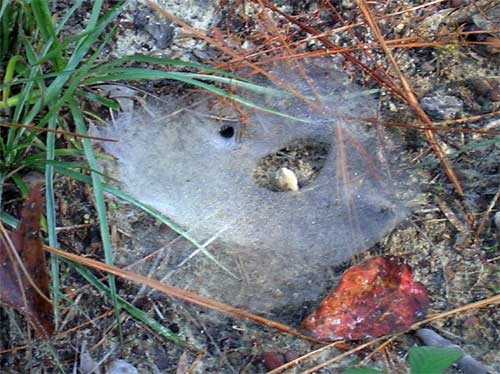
[69,98,122,339]
[94,54,246,80]
[66,259,184,346]
[77,90,121,110]
[84,68,310,123]
[47,165,238,279]
[85,68,281,95]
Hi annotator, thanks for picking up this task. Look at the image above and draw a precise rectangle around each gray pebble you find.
[421,91,464,120]
[133,10,149,30]
[145,23,174,49]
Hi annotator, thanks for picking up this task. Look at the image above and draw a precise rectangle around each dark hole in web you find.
[219,125,235,138]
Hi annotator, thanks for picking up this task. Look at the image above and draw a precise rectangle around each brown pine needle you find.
[0,120,116,142]
[42,245,318,343]
[357,0,464,195]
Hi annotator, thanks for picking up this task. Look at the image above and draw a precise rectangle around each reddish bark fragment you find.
[0,185,54,338]
[302,256,429,341]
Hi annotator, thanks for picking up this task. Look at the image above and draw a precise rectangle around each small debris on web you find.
[94,59,414,313]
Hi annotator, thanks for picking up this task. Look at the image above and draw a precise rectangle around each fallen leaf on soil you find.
[0,184,54,338]
[302,256,429,341]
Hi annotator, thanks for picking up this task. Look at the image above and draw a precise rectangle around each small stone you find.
[276,167,299,192]
[284,350,300,362]
[145,23,175,49]
[484,36,500,55]
[467,77,500,101]
[241,40,254,50]
[421,91,463,120]
[262,352,285,371]
[342,0,356,10]
[420,61,435,72]
[107,360,138,374]
[490,86,500,101]
[494,212,500,231]
[133,10,149,30]
[448,0,466,8]
[472,5,500,30]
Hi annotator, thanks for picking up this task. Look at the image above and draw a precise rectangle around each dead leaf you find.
[0,184,54,338]
[302,256,429,341]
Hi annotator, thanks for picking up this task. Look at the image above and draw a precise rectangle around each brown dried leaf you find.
[0,184,54,338]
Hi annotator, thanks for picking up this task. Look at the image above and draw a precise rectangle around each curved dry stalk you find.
[42,245,319,343]
[357,0,464,195]
[413,293,500,328]
[269,294,499,373]
[355,117,500,136]
[435,110,500,127]
[232,0,452,67]
[299,337,387,374]
[0,120,116,142]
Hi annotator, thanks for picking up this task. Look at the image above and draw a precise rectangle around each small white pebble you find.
[276,167,299,192]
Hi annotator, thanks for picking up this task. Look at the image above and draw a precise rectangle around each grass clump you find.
[0,0,271,349]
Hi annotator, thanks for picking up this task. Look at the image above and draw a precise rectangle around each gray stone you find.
[421,92,464,120]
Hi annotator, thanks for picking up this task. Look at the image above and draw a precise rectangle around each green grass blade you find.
[69,98,122,338]
[49,165,238,279]
[55,0,84,33]
[168,73,283,95]
[42,1,125,106]
[31,0,64,70]
[94,54,245,80]
[65,259,184,346]
[0,210,18,228]
[84,68,309,123]
[12,32,47,124]
[2,55,22,104]
[76,89,120,110]
[46,115,61,329]
[0,70,77,89]
[87,0,104,30]
[36,25,117,129]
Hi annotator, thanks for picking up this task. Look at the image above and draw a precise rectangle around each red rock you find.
[302,256,429,341]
